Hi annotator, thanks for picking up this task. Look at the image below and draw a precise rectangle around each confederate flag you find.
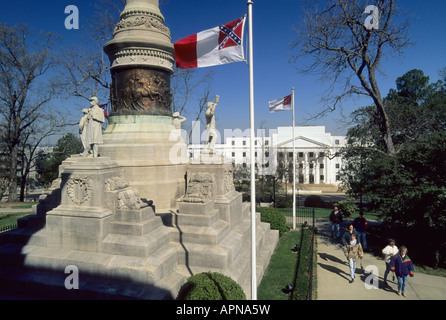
[174,16,246,69]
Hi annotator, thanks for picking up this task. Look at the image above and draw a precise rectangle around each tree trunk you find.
[19,172,27,202]
[372,94,396,156]
[367,68,396,156]
[7,145,18,202]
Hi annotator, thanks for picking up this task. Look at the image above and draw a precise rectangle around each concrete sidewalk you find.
[316,219,446,300]
[0,207,33,214]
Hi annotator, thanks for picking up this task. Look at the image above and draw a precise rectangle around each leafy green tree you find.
[232,163,250,192]
[340,69,446,267]
[37,133,83,187]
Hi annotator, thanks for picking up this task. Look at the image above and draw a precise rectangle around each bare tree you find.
[17,113,68,201]
[59,0,124,104]
[59,46,111,103]
[187,86,213,143]
[171,68,214,115]
[0,23,68,202]
[292,0,412,155]
[62,0,214,124]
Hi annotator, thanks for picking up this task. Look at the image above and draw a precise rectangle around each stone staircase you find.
[0,157,279,299]
[0,205,277,299]
[162,200,278,296]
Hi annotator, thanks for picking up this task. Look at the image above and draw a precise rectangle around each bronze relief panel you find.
[111,68,172,116]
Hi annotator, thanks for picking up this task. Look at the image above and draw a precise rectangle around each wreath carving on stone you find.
[67,177,93,205]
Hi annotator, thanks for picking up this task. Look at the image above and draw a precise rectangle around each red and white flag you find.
[269,94,292,113]
[174,16,246,69]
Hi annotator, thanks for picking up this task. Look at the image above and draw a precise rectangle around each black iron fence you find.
[284,207,314,227]
[283,207,316,300]
[0,224,17,233]
[307,209,316,300]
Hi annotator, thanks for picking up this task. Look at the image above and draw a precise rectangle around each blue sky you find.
[1,0,445,138]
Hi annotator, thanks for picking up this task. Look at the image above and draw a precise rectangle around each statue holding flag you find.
[203,95,219,154]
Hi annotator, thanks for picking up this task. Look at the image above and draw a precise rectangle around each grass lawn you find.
[0,212,31,229]
[258,227,316,300]
[0,201,34,229]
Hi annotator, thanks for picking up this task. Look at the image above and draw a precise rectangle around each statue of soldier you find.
[84,96,105,158]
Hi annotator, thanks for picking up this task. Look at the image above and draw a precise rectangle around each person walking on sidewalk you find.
[344,233,363,283]
[353,212,368,251]
[341,224,360,246]
[382,238,398,285]
[342,224,362,269]
[390,246,415,297]
[329,206,343,240]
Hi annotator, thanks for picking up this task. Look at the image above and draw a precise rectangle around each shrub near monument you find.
[257,207,288,236]
[177,272,246,300]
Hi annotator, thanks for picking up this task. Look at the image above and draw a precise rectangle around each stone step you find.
[219,216,251,262]
[2,227,47,247]
[112,205,156,223]
[176,242,232,269]
[256,229,280,280]
[102,226,171,258]
[170,209,221,227]
[227,220,266,276]
[145,243,181,282]
[155,265,192,299]
[169,219,230,245]
[0,238,181,291]
[109,215,163,236]
[17,214,45,229]
[0,265,174,300]
[103,244,179,285]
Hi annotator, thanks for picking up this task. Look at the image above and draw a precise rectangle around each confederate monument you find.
[0,0,278,300]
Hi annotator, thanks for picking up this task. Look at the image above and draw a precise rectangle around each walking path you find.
[0,207,33,214]
[316,219,446,300]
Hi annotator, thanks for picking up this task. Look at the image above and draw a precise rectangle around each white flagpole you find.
[247,0,257,300]
[292,88,296,230]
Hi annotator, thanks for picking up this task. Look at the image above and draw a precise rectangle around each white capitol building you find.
[188,126,346,186]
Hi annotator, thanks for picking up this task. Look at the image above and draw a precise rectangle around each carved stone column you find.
[101,0,187,210]
[104,0,174,116]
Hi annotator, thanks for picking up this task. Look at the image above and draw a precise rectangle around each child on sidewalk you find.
[382,238,398,285]
[390,246,415,297]
[344,233,363,283]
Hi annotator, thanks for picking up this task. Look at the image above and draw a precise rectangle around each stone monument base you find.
[0,156,278,299]
[100,115,188,210]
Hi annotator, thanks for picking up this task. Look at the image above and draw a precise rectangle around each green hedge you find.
[177,272,246,300]
[257,207,288,236]
[304,195,326,208]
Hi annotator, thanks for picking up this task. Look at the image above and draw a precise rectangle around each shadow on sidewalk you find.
[318,262,350,281]
[319,252,347,265]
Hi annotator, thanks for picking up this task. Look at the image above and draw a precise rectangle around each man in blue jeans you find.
[353,212,368,251]
[329,206,343,240]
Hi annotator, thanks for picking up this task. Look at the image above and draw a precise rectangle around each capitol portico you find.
[188,126,346,186]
